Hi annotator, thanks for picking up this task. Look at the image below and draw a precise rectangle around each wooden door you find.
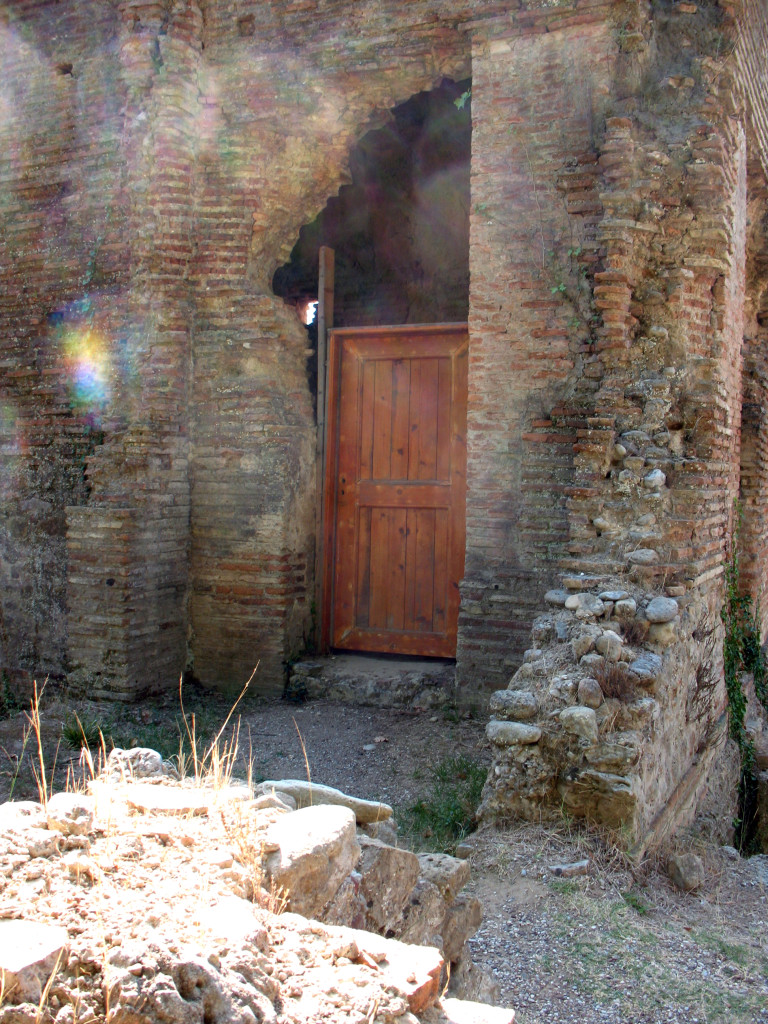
[323,324,467,657]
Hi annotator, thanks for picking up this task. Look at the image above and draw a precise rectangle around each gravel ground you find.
[2,687,768,1024]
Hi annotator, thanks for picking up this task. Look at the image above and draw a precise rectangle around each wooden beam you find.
[314,246,335,652]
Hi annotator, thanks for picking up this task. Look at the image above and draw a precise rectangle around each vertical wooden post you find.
[315,246,335,651]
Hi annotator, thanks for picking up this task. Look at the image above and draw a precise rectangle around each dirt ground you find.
[1,684,767,1024]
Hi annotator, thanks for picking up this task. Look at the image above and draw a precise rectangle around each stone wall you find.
[479,0,768,844]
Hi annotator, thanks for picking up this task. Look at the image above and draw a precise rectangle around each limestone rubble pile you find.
[0,755,510,1024]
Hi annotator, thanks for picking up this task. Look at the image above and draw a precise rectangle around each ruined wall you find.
[480,0,766,844]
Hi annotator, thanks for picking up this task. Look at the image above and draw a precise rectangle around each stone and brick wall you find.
[479,0,768,844]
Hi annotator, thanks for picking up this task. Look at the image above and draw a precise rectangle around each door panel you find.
[323,324,467,657]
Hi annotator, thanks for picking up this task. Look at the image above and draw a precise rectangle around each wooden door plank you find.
[433,507,449,635]
[391,358,410,480]
[404,507,418,632]
[368,507,390,628]
[356,506,372,627]
[436,357,452,483]
[413,508,435,630]
[359,359,376,482]
[387,509,407,629]
[358,480,450,507]
[332,344,363,641]
[418,358,439,480]
[407,359,421,482]
[372,359,393,480]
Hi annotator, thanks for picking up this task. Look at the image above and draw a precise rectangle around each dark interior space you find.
[273,77,471,331]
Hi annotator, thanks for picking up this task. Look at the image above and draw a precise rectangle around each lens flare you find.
[61,327,111,412]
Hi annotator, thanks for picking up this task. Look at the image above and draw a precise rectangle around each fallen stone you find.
[599,590,630,602]
[321,869,368,929]
[196,896,270,951]
[264,804,361,918]
[357,835,421,933]
[106,747,164,780]
[361,818,399,846]
[445,960,501,1007]
[397,878,446,949]
[577,677,604,709]
[22,828,63,859]
[667,852,704,892]
[417,853,471,903]
[559,706,598,744]
[251,791,297,812]
[0,803,45,830]
[488,690,538,721]
[46,792,95,837]
[548,859,590,878]
[0,920,68,1002]
[544,589,569,606]
[645,596,679,622]
[486,720,541,746]
[254,780,393,824]
[571,633,596,659]
[62,850,100,884]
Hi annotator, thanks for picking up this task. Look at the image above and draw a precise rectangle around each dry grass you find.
[594,661,636,701]
[622,618,649,647]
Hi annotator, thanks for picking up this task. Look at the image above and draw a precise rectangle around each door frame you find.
[320,322,468,655]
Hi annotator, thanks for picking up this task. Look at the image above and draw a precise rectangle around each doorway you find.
[322,323,467,657]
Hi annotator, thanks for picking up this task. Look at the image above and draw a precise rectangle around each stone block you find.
[667,852,704,892]
[417,853,471,903]
[559,706,598,744]
[264,804,361,918]
[486,720,541,746]
[577,677,603,709]
[488,690,538,721]
[357,836,421,933]
[0,920,68,1002]
[645,596,679,622]
[441,896,483,962]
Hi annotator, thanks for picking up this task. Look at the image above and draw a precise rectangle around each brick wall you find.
[457,14,617,694]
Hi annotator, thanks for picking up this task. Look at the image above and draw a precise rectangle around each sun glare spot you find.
[62,328,111,411]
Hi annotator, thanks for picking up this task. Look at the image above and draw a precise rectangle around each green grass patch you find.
[400,754,486,854]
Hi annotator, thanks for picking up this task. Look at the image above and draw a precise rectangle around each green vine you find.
[721,502,768,850]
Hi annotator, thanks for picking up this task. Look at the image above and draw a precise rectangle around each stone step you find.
[287,653,455,709]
